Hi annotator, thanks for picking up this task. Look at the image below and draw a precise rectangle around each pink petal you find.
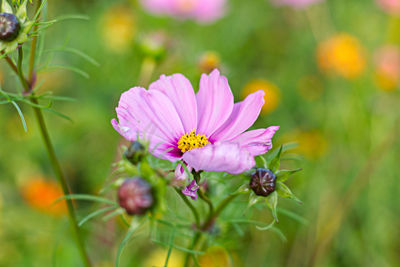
[174,163,192,181]
[112,87,184,161]
[196,69,234,137]
[182,179,200,200]
[210,90,265,142]
[183,142,255,174]
[149,74,197,132]
[230,126,280,156]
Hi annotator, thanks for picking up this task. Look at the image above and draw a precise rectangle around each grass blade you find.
[78,206,116,227]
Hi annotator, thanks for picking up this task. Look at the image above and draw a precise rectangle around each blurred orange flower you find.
[374,45,400,91]
[317,33,366,79]
[21,177,67,216]
[198,51,221,74]
[242,79,281,114]
[101,5,136,53]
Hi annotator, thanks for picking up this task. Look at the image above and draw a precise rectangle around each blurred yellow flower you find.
[374,45,400,92]
[242,79,281,114]
[297,75,323,101]
[198,51,221,74]
[142,248,184,267]
[283,129,329,160]
[198,246,232,267]
[101,5,136,53]
[317,34,366,79]
[21,176,67,217]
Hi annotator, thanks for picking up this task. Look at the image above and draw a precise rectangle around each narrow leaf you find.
[54,194,118,206]
[276,182,302,204]
[266,191,279,222]
[11,100,27,132]
[78,206,116,227]
[116,218,145,267]
[276,168,302,182]
[269,146,283,173]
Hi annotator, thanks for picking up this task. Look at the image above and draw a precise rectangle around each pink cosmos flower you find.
[271,0,322,9]
[112,69,279,177]
[139,0,227,23]
[376,0,400,16]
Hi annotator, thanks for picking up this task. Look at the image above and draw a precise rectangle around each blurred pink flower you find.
[376,0,400,15]
[112,69,279,175]
[139,0,227,23]
[271,0,322,8]
[374,45,400,91]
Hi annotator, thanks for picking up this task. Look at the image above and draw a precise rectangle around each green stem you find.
[202,193,239,231]
[30,97,91,266]
[174,187,200,229]
[192,171,214,225]
[198,189,213,219]
[3,8,92,265]
[17,47,30,91]
[183,231,202,267]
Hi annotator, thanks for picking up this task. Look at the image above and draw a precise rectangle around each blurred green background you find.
[1,0,399,266]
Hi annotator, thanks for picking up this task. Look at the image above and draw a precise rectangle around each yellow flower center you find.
[178,129,209,153]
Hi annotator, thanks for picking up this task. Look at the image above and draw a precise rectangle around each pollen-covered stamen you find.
[178,129,209,153]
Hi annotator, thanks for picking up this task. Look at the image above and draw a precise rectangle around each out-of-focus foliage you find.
[0,0,399,266]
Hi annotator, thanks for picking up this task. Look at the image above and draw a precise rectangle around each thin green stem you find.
[17,47,30,91]
[198,189,213,219]
[174,187,200,228]
[29,81,92,267]
[183,232,202,267]
[4,55,18,74]
[2,3,92,264]
[201,193,239,231]
[192,171,214,225]
[28,0,42,82]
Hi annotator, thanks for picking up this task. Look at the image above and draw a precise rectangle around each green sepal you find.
[268,146,283,173]
[248,191,262,208]
[266,191,279,223]
[233,184,250,195]
[255,155,268,169]
[276,168,302,182]
[16,0,28,23]
[1,0,13,13]
[276,182,302,204]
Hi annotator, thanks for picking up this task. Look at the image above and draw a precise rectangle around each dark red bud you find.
[117,177,154,215]
[249,168,276,197]
[0,13,20,42]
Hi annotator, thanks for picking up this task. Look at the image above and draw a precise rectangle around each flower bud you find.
[249,168,276,197]
[117,177,154,215]
[124,141,145,165]
[0,13,20,42]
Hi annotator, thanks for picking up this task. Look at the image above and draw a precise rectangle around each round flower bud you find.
[124,141,145,165]
[249,168,277,197]
[117,177,154,215]
[0,13,21,42]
